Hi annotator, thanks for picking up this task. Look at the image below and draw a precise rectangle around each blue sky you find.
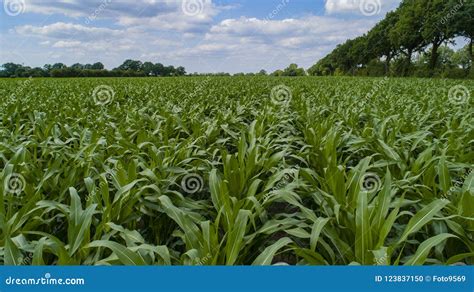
[0,0,403,73]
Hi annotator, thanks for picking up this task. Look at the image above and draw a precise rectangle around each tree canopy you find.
[308,0,474,78]
[0,60,186,78]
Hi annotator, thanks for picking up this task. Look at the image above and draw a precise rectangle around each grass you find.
[0,76,473,265]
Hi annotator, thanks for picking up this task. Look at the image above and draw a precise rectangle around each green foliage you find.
[0,76,473,266]
[272,64,306,77]
[0,60,186,78]
[309,0,474,78]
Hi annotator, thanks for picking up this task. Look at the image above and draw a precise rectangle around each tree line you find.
[0,59,186,78]
[308,0,473,78]
[0,59,310,78]
[209,64,306,77]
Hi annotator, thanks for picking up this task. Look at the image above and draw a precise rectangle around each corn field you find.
[0,77,473,266]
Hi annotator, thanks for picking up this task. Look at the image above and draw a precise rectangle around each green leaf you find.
[32,238,46,265]
[355,191,372,264]
[225,209,250,265]
[4,237,21,265]
[437,155,450,194]
[87,240,146,265]
[310,218,330,251]
[372,170,392,233]
[397,199,449,245]
[70,204,96,255]
[252,237,293,265]
[404,234,456,265]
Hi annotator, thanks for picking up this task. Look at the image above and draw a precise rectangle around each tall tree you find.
[117,59,143,72]
[418,0,457,74]
[350,35,370,69]
[1,63,23,76]
[71,63,84,69]
[390,0,426,75]
[282,63,306,76]
[142,62,154,76]
[367,11,399,74]
[91,62,105,70]
[452,44,472,70]
[152,63,165,76]
[453,0,474,67]
[176,66,186,76]
[52,63,67,69]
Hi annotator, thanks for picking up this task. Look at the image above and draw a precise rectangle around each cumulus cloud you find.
[325,0,401,16]
[5,1,402,72]
[14,22,151,65]
[205,16,374,50]
[26,0,185,18]
[11,13,379,72]
[325,0,361,14]
[163,15,378,72]
[15,22,123,41]
[52,40,82,48]
[24,0,227,33]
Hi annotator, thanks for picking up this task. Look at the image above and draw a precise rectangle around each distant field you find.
[0,77,473,265]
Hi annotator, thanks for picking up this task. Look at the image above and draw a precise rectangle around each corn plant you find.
[0,76,473,265]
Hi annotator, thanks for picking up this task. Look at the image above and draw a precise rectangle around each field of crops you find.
[0,76,473,266]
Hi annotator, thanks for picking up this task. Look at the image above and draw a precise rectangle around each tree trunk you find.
[404,49,413,76]
[429,41,441,75]
[385,53,392,76]
[469,38,473,69]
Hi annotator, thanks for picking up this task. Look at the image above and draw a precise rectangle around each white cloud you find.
[205,16,374,50]
[23,0,227,33]
[15,22,123,41]
[14,22,151,66]
[325,0,401,16]
[52,40,82,48]
[166,15,378,72]
[325,0,360,14]
[5,0,403,73]
[11,13,379,73]
[25,0,181,18]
